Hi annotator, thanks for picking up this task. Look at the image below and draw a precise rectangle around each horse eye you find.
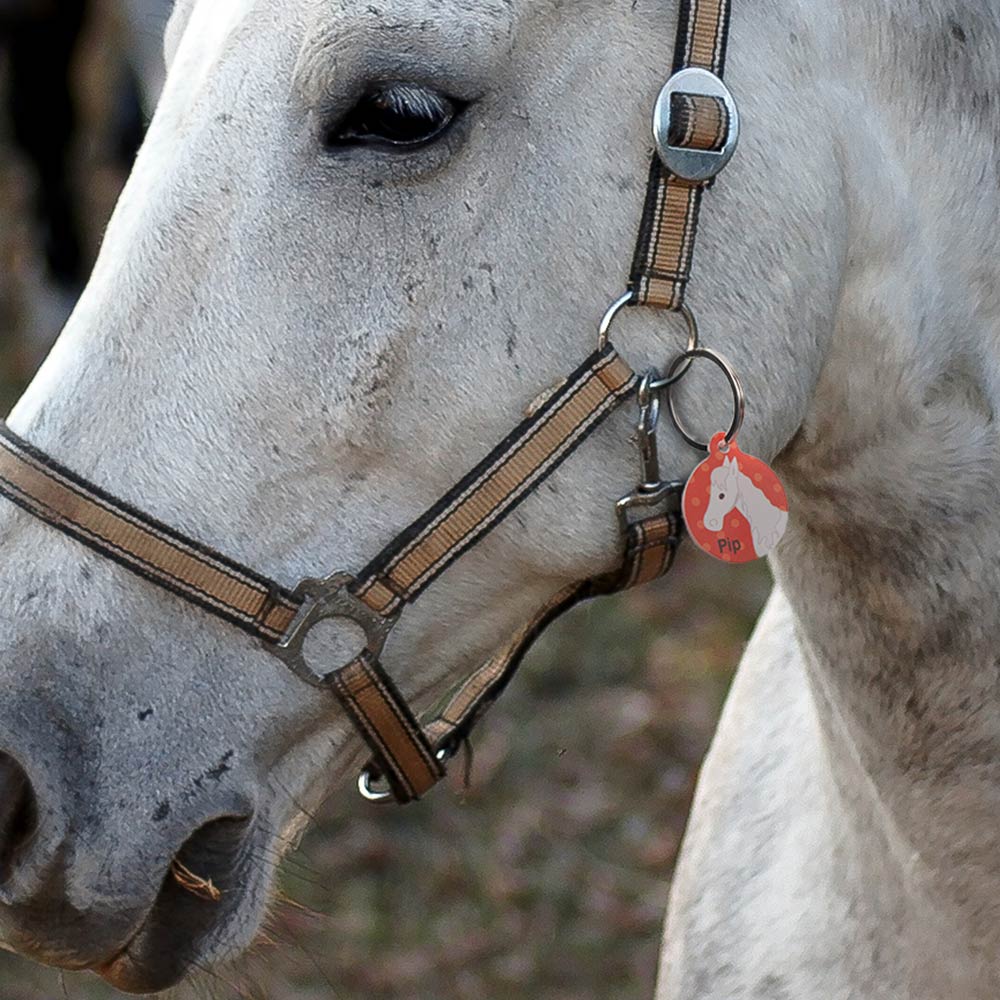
[327,84,462,149]
[718,493,726,500]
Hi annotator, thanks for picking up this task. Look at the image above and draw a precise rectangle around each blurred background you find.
[0,3,770,997]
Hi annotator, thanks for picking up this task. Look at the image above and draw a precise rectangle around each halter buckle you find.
[273,573,397,688]
[652,68,740,183]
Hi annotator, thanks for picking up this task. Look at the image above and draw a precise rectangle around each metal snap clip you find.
[616,370,685,531]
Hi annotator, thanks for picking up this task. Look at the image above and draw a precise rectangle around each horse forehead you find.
[291,0,526,102]
[170,0,533,114]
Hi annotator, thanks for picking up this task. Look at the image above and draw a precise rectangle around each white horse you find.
[704,456,788,555]
[0,0,998,998]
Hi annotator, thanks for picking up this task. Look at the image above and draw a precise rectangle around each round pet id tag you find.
[683,432,788,563]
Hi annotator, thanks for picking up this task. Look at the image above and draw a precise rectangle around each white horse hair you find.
[1,0,999,997]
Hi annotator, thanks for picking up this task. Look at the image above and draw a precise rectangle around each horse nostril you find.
[0,753,38,884]
[98,814,256,993]
[170,815,252,901]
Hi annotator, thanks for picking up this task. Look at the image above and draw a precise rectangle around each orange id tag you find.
[682,432,788,563]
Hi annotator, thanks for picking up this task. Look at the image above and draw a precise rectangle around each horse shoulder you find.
[656,588,867,1000]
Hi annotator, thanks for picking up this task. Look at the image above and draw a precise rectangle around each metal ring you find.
[597,293,699,386]
[357,746,454,806]
[665,347,746,452]
[597,291,636,350]
[647,306,699,389]
[358,769,394,804]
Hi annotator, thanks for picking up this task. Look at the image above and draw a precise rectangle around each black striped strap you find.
[629,0,734,310]
[419,489,684,761]
[0,346,638,803]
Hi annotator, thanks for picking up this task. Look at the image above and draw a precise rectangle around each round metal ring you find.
[648,305,699,389]
[665,347,746,452]
[357,746,454,805]
[358,769,394,804]
[597,291,636,350]
[597,293,699,385]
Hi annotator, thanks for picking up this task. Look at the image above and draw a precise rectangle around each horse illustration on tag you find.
[683,432,788,563]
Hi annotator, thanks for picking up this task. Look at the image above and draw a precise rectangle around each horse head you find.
[0,0,842,991]
[703,456,742,532]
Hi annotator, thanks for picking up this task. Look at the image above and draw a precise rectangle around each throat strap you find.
[420,498,684,757]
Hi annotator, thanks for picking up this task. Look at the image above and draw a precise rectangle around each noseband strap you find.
[0,0,733,804]
[0,347,642,803]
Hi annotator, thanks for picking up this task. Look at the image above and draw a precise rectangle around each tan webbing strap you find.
[337,345,638,798]
[351,346,637,617]
[332,655,443,803]
[675,0,730,73]
[628,0,732,310]
[669,94,730,152]
[418,496,684,759]
[0,426,300,642]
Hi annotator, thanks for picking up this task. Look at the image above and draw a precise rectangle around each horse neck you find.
[769,1,1000,981]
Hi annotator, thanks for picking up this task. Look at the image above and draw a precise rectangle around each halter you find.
[0,0,738,805]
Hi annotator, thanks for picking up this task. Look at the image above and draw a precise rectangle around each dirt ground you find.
[0,7,771,998]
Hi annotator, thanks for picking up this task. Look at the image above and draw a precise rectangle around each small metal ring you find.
[665,347,746,452]
[597,291,636,350]
[357,747,453,806]
[358,769,393,804]
[597,294,699,386]
[647,306,699,389]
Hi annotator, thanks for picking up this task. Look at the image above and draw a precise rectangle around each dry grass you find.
[0,9,771,998]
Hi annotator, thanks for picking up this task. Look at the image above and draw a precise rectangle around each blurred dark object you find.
[113,64,145,166]
[1,0,88,291]
[0,0,58,23]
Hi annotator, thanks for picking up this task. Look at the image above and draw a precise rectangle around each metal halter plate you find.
[274,573,396,688]
[652,67,740,182]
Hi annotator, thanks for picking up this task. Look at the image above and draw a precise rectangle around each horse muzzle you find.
[0,742,267,993]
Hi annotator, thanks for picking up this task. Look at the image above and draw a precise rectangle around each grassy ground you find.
[0,8,771,998]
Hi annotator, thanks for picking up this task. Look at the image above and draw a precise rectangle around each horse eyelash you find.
[325,82,464,148]
[372,83,451,122]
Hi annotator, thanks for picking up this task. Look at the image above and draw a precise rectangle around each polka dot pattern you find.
[682,432,788,564]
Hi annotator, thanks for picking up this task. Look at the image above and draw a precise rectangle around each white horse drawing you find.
[1,1,999,998]
[704,456,787,555]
